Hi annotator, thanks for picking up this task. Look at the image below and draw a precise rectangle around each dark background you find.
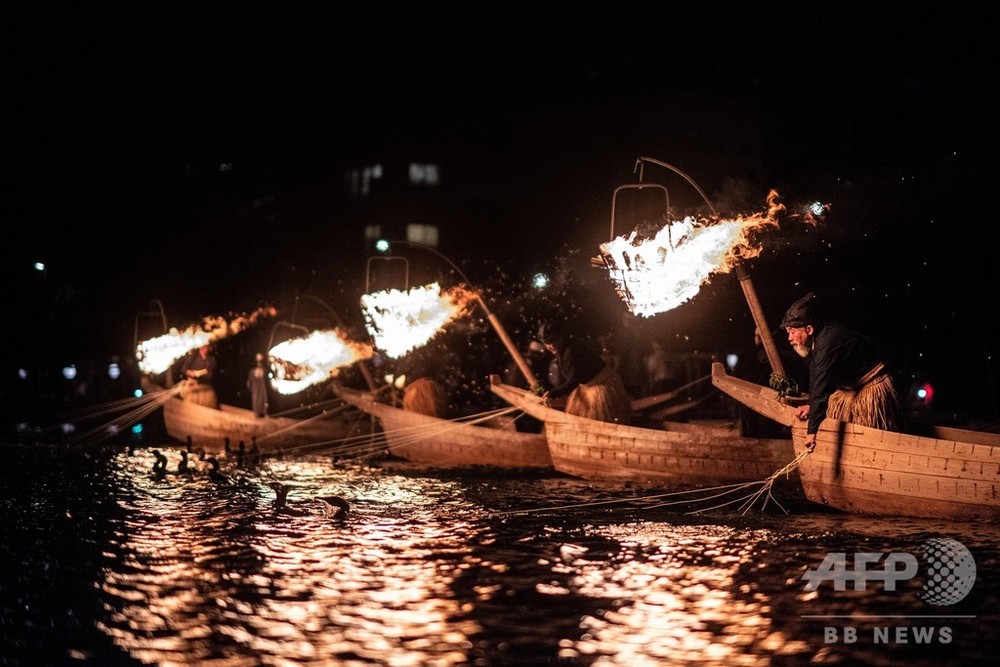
[4,3,997,422]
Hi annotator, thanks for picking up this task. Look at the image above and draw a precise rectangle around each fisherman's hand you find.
[795,405,810,421]
[803,433,817,452]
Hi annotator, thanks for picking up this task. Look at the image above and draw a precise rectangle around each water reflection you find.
[529,523,808,664]
[96,454,486,665]
[2,441,998,666]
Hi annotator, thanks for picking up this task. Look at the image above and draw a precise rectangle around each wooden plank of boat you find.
[331,383,553,469]
[161,397,361,453]
[146,379,368,454]
[488,376,796,486]
[711,361,1000,519]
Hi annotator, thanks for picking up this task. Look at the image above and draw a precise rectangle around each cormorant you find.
[205,456,233,485]
[316,495,350,520]
[151,449,168,477]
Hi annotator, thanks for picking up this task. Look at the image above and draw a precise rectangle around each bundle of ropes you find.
[495,448,810,518]
[57,385,182,447]
[271,401,533,462]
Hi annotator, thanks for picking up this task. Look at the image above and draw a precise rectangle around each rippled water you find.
[1,439,997,666]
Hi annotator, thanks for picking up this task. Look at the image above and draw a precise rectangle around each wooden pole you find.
[734,264,786,379]
[475,295,542,392]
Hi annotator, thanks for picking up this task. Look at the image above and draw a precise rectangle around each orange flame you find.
[268,329,374,395]
[361,282,475,358]
[597,190,794,317]
[135,306,276,375]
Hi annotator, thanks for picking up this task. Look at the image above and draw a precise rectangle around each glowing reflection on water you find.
[96,454,483,665]
[537,523,811,664]
[2,442,997,666]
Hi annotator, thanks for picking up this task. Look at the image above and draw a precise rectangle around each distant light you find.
[34,262,46,271]
[219,162,233,172]
[809,202,826,216]
[532,272,549,289]
[62,364,77,380]
[726,353,739,370]
[131,423,143,435]
[17,368,28,380]
[133,388,143,398]
[375,239,390,253]
[915,382,934,404]
[108,362,121,380]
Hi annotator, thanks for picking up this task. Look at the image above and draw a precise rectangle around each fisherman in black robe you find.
[781,292,905,449]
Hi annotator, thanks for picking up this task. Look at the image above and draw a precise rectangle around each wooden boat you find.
[330,383,553,469]
[143,378,370,455]
[489,376,795,486]
[710,361,1000,519]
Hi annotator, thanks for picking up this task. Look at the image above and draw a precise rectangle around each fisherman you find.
[644,340,680,395]
[398,346,448,418]
[246,353,269,417]
[179,343,219,409]
[539,319,631,424]
[781,292,905,450]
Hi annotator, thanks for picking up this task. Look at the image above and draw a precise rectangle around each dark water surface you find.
[1,439,997,666]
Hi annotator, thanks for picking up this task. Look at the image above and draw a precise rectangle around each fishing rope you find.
[330,405,527,462]
[269,403,529,462]
[495,449,810,518]
[254,399,363,445]
[66,386,182,447]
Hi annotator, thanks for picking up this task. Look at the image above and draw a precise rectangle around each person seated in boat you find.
[781,292,905,450]
[179,343,219,409]
[644,340,681,396]
[398,347,449,418]
[538,319,631,424]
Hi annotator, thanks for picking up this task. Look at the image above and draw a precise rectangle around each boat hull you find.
[144,379,368,454]
[161,396,365,454]
[712,362,1000,519]
[490,379,795,486]
[332,384,552,469]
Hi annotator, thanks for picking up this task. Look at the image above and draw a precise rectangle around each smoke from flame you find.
[136,306,276,375]
[268,329,373,395]
[361,282,475,358]
[598,190,795,317]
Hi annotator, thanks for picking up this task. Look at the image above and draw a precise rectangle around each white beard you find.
[792,343,811,359]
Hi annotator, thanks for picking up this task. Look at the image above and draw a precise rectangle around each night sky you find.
[4,4,997,420]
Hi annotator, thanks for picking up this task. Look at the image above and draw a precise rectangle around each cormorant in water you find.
[151,449,168,476]
[177,449,192,474]
[248,438,261,467]
[266,481,308,515]
[205,457,233,485]
[267,481,291,508]
[316,495,350,520]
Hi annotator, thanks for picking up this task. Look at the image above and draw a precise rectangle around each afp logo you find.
[802,537,977,605]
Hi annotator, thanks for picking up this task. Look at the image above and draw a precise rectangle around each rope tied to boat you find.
[495,448,810,518]
[61,385,183,447]
[263,403,532,462]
